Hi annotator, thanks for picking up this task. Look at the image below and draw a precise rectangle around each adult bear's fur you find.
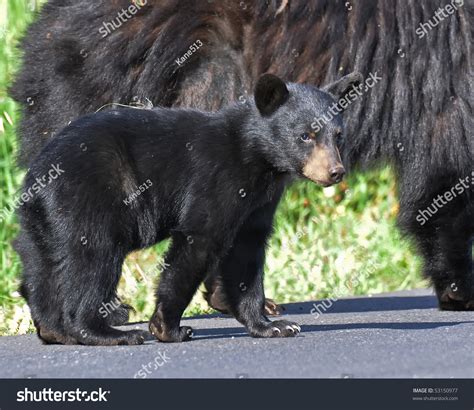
[11,0,474,310]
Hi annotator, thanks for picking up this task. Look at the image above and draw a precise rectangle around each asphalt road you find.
[0,289,472,378]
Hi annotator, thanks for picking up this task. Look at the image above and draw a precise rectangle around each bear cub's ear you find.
[323,71,363,100]
[255,74,289,117]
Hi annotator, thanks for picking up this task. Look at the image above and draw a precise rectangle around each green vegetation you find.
[0,0,426,336]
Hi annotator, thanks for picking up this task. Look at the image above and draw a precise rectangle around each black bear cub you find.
[16,73,361,345]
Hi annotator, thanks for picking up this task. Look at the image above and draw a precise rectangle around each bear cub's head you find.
[250,72,362,187]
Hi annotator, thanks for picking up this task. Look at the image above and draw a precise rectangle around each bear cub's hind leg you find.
[58,252,149,346]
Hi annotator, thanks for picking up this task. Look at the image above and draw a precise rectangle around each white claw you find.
[272,327,281,335]
[285,326,295,333]
[293,325,301,333]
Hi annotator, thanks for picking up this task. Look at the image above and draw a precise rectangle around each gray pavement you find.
[0,289,472,378]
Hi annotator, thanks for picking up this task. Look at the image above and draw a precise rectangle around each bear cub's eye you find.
[300,132,315,143]
[336,131,343,146]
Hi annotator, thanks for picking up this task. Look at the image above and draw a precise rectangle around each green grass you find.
[0,0,426,336]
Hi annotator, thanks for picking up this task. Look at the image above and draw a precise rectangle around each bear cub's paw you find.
[75,329,149,346]
[149,320,194,343]
[114,329,149,346]
[249,320,301,338]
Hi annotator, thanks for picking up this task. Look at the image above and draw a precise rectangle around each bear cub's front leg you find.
[148,233,217,342]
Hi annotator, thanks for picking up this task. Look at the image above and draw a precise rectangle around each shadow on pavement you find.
[181,294,439,322]
[301,321,473,332]
[281,295,439,315]
[137,293,453,341]
[185,293,474,341]
[192,320,472,341]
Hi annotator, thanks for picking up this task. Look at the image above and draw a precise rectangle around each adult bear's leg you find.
[399,178,473,310]
[420,210,473,310]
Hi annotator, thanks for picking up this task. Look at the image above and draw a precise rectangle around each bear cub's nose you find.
[329,166,346,184]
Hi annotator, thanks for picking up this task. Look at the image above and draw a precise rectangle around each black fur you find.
[11,0,474,311]
[15,74,356,345]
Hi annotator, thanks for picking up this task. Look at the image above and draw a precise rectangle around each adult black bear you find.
[11,0,474,313]
[15,73,359,345]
